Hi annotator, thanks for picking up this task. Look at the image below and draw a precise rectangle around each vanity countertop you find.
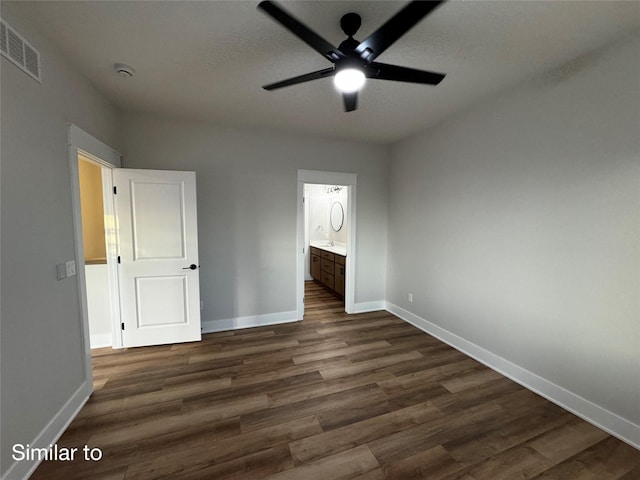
[310,241,346,257]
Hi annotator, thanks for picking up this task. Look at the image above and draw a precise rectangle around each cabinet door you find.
[321,258,335,275]
[311,253,322,280]
[321,270,335,290]
[335,263,345,297]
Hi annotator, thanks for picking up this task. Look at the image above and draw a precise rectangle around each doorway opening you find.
[68,124,123,378]
[296,170,357,320]
[77,153,117,348]
[304,183,349,312]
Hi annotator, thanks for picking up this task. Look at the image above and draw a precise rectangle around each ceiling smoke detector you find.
[114,63,135,77]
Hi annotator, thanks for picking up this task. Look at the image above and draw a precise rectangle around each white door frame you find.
[297,170,357,319]
[68,124,123,379]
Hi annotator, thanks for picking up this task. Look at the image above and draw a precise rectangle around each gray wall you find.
[120,114,389,323]
[0,2,121,476]
[387,33,640,426]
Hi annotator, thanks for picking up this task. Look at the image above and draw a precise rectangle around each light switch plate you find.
[65,260,76,277]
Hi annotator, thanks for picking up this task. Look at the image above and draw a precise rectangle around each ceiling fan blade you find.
[366,62,445,85]
[258,1,344,62]
[355,1,446,62]
[343,92,358,112]
[262,67,335,91]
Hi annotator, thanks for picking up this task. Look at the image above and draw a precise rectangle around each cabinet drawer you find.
[320,250,335,261]
[321,271,335,289]
[321,258,334,275]
[335,254,345,266]
[310,247,321,257]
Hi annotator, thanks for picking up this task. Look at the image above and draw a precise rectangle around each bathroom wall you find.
[78,155,107,263]
[306,184,348,244]
[85,264,112,348]
[305,184,349,280]
[77,156,112,348]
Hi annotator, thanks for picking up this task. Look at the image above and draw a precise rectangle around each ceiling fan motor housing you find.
[340,12,361,37]
[338,13,364,59]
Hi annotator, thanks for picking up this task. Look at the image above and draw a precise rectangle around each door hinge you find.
[113,186,117,194]
[121,322,125,331]
[303,296,305,304]
[117,256,121,264]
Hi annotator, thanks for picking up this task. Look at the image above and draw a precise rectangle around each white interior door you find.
[113,168,201,347]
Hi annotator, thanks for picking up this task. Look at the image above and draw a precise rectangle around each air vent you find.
[0,18,41,82]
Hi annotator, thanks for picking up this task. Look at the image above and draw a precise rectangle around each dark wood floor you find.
[33,281,639,479]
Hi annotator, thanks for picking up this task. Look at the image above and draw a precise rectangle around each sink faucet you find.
[329,240,334,246]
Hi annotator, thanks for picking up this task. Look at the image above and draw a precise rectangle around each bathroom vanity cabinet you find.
[310,246,345,299]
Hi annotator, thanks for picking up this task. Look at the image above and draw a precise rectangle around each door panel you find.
[131,181,185,259]
[135,276,187,327]
[114,169,201,347]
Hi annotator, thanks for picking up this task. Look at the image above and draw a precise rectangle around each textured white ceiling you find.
[10,0,640,144]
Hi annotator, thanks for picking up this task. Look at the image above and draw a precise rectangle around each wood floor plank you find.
[568,436,640,479]
[373,445,464,480]
[268,370,394,408]
[443,403,571,464]
[382,348,470,376]
[30,281,639,480]
[289,401,443,463]
[319,350,424,380]
[368,401,508,465]
[440,368,505,393]
[263,445,380,480]
[88,393,269,447]
[463,444,554,480]
[315,317,403,335]
[187,338,300,363]
[316,398,394,431]
[292,340,392,364]
[124,415,323,479]
[528,416,609,464]
[240,383,387,433]
[244,339,348,364]
[172,443,295,480]
[377,358,480,394]
[430,376,523,413]
[77,376,232,419]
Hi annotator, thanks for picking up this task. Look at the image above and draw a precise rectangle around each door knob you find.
[183,264,198,270]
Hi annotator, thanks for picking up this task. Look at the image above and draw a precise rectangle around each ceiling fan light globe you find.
[334,68,365,93]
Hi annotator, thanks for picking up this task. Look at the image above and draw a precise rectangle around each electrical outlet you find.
[408,292,413,303]
[65,260,76,277]
[56,263,67,280]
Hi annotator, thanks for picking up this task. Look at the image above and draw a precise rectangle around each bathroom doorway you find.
[304,183,348,301]
[69,124,122,359]
[297,170,357,319]
[78,154,113,348]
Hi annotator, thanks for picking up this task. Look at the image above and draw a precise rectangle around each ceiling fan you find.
[258,0,447,112]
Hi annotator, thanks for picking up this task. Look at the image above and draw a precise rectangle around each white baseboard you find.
[201,310,299,333]
[352,301,386,314]
[1,381,92,480]
[90,333,112,349]
[385,302,640,450]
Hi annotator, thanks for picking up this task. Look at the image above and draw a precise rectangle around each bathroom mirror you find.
[330,201,344,232]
